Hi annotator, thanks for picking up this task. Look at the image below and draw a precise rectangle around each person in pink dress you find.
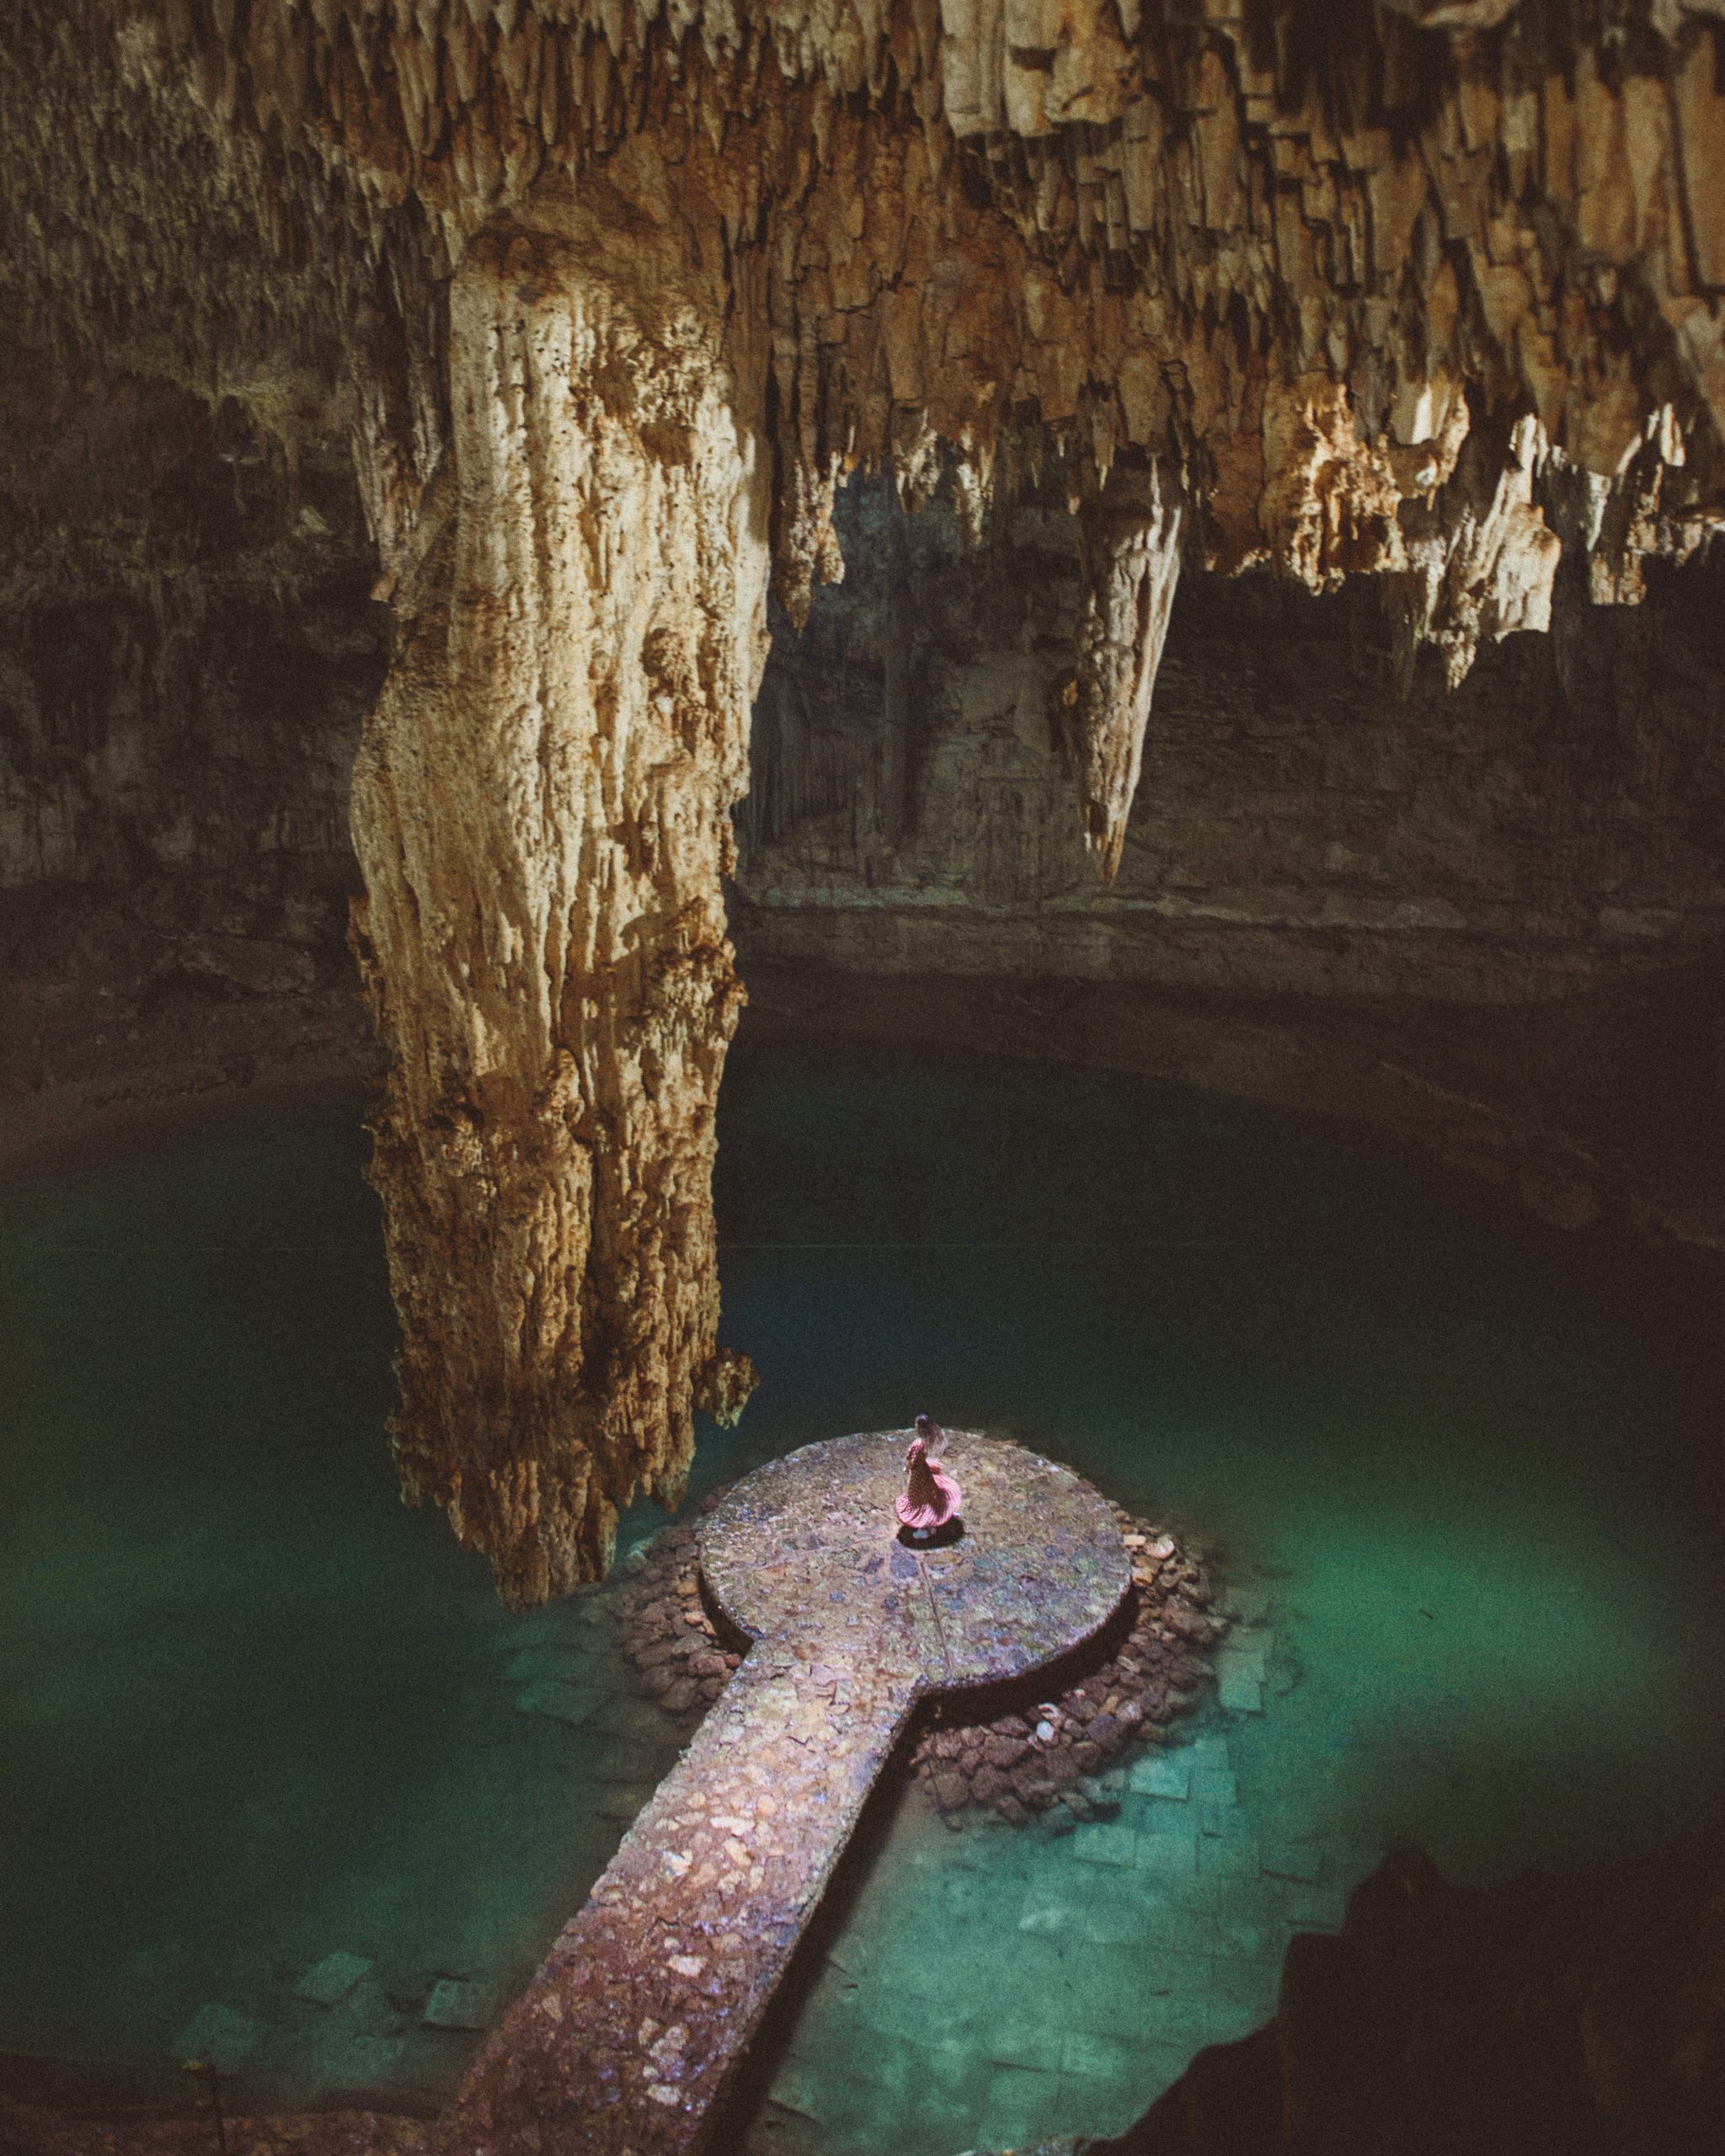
[897,1416,963,1542]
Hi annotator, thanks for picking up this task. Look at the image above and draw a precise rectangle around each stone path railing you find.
[441,1430,1130,2155]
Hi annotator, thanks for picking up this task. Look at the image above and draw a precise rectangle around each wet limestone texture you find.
[441,1431,1130,2154]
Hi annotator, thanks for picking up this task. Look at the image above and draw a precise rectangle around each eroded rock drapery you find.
[349,192,770,1606]
[1065,467,1184,883]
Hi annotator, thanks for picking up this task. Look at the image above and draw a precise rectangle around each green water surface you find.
[1,1044,1720,2148]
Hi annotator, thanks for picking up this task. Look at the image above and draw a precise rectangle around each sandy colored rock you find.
[1064,467,1184,883]
[347,188,772,1605]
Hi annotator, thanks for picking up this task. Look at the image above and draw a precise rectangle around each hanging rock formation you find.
[348,179,771,1605]
[1065,465,1184,881]
[6,1,1725,1596]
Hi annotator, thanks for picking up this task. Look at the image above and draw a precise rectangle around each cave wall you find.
[736,475,1725,1004]
[1092,1829,1725,2156]
[0,355,386,1116]
[13,426,1720,1129]
[9,0,1725,1593]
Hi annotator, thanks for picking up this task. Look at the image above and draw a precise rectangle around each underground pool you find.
[2,1039,1722,2152]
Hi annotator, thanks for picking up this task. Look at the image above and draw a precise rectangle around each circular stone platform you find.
[448,1433,1133,2156]
[701,1428,1131,1690]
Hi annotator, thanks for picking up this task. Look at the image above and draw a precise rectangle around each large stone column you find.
[350,204,770,1608]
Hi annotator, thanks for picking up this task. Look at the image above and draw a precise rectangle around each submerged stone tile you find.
[494,1610,578,1652]
[1128,1751,1191,1800]
[1133,1989,1210,2047]
[1218,1632,1271,1683]
[985,2020,1066,2073]
[1198,1831,1262,1877]
[1017,1889,1081,1935]
[1224,1583,1275,1625]
[1121,1942,1217,1996]
[1283,1881,1351,1930]
[1058,2068,1167,2140]
[846,1967,950,2044]
[423,1978,500,2031]
[503,1643,590,1684]
[766,2054,832,2123]
[1206,1993,1275,2046]
[1262,1839,1324,1884]
[998,1933,1071,2001]
[1062,1954,1165,2041]
[169,2004,259,2072]
[592,1740,674,1783]
[1072,1820,1140,1867]
[1156,1868,1226,1913]
[975,2062,1063,2149]
[593,1784,659,1823]
[315,2032,408,2089]
[1211,1908,1289,1966]
[1075,1895,1150,1950]
[1136,1831,1199,1877]
[1210,1956,1281,2022]
[1095,2040,1198,2107]
[909,2029,992,2100]
[1065,2026,1146,2078]
[514,1679,602,1725]
[292,1950,372,2007]
[1140,1802,1199,1844]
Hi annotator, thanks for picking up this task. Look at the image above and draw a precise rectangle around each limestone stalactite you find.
[1064,467,1184,883]
[348,187,770,1605]
[1391,412,1564,689]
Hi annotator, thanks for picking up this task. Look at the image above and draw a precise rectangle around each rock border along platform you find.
[441,1431,1130,2155]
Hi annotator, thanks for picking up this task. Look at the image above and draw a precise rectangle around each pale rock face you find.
[349,184,771,1606]
[1064,466,1183,883]
[1394,413,1565,691]
[8,0,1725,1593]
[734,472,1725,1011]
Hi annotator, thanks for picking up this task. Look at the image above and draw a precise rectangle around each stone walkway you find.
[743,1573,1373,2156]
[441,1432,1130,2156]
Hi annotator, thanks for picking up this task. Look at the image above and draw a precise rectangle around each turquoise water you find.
[706,1045,1725,2151]
[0,1094,692,2111]
[2,1048,1722,2146]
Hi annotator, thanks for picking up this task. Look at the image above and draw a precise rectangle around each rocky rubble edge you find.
[908,1502,1226,1828]
[611,1492,1226,1828]
[607,1505,741,1719]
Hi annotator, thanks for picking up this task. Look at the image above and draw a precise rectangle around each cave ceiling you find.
[4,0,1724,1600]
